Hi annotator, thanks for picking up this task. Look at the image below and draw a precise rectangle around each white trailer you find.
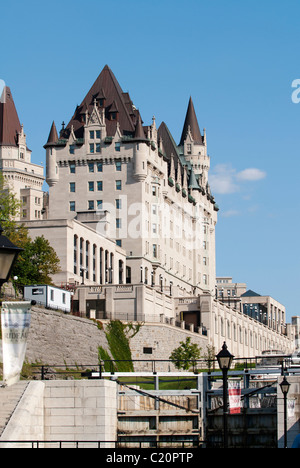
[24,285,71,313]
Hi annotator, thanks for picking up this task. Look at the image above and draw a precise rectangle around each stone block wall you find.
[44,380,117,447]
[0,380,118,448]
[130,322,209,371]
[26,306,110,366]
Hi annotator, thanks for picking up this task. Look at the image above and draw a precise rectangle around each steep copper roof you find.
[44,121,58,147]
[61,65,137,140]
[133,113,147,141]
[0,87,22,146]
[179,97,203,145]
[158,121,182,180]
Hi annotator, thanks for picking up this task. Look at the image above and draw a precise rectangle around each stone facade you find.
[0,380,117,447]
[43,65,218,295]
[0,86,45,221]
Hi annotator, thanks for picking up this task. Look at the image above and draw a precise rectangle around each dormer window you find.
[108,100,119,121]
[187,144,192,154]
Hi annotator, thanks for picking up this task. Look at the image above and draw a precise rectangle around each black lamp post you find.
[280,376,291,448]
[0,225,23,295]
[216,342,234,449]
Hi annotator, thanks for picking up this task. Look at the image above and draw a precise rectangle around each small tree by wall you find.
[169,337,202,371]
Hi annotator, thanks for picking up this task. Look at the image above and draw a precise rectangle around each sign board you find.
[229,380,242,414]
[1,302,31,386]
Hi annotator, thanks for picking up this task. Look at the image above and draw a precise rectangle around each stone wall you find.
[44,380,117,446]
[25,306,209,371]
[130,322,209,372]
[0,380,118,448]
[26,306,110,366]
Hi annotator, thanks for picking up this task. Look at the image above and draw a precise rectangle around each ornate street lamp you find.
[216,342,234,449]
[280,376,291,448]
[0,225,23,294]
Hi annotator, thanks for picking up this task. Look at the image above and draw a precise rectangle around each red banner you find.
[229,381,242,414]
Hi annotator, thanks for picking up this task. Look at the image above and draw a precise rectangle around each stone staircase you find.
[0,382,29,436]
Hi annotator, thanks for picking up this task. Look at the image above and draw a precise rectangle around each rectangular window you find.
[97,162,103,172]
[97,200,103,209]
[96,143,101,153]
[115,161,122,171]
[70,201,76,212]
[70,182,75,192]
[116,218,122,229]
[116,239,122,247]
[97,181,103,191]
[69,145,75,154]
[116,180,122,190]
[153,244,157,258]
[89,130,94,139]
[88,200,94,210]
[116,199,121,209]
[96,130,101,139]
[70,163,76,174]
[115,142,121,152]
[88,181,94,191]
[88,162,94,172]
[90,144,95,154]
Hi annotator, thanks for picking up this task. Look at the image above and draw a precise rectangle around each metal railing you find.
[30,356,269,380]
[0,439,203,449]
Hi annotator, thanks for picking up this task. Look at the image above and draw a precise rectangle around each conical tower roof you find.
[0,87,22,147]
[179,97,203,145]
[133,113,147,141]
[44,121,58,147]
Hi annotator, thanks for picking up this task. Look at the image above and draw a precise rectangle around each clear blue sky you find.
[1,0,299,320]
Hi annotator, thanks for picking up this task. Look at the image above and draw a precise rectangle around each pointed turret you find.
[45,121,59,187]
[0,87,22,147]
[179,97,203,146]
[44,121,58,148]
[133,113,147,141]
[133,113,147,181]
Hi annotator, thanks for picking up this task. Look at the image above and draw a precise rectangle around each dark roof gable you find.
[61,65,138,140]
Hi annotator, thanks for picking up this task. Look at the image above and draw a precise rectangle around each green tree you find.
[169,337,202,371]
[0,172,61,286]
[12,235,61,286]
